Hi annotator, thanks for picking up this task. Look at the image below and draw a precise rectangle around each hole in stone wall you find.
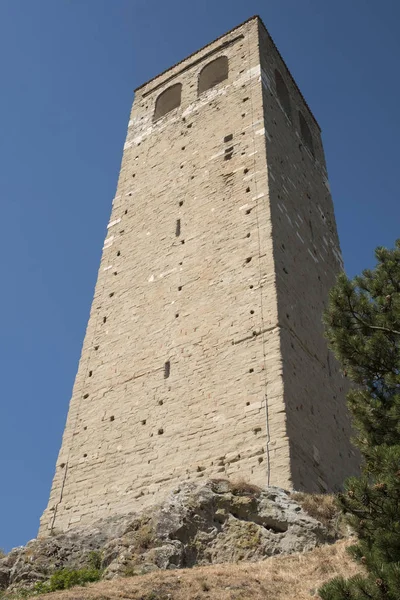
[83,453,87,458]
[88,370,93,377]
[182,146,185,150]
[113,271,118,276]
[109,292,114,297]
[84,426,87,430]
[164,360,171,379]
[225,146,234,154]
[124,210,128,215]
[179,200,184,207]
[158,400,163,405]
[142,419,146,425]
[249,368,254,373]
[117,251,121,256]
[178,286,182,291]
[175,313,179,318]
[243,97,249,102]
[83,393,89,399]
[245,209,252,215]
[175,219,181,237]
[181,239,185,245]
[158,428,164,435]
[245,257,252,263]
[103,317,107,323]
[110,416,115,422]
[250,310,254,314]
[224,153,232,161]
[187,123,192,128]
[224,134,233,142]
[246,401,250,406]
[244,168,249,174]
[249,285,254,289]
[94,345,99,351]
[253,427,261,434]
[246,233,251,238]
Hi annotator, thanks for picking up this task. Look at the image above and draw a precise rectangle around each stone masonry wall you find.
[258,22,358,491]
[40,17,292,535]
[39,16,358,535]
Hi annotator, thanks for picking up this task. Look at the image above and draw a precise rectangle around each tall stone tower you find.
[40,16,358,535]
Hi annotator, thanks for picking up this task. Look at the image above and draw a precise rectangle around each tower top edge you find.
[133,15,321,131]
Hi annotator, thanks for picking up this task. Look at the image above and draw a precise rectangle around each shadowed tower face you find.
[40,16,358,535]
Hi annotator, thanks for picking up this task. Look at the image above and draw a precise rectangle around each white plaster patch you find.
[233,64,261,87]
[103,236,114,249]
[159,267,177,279]
[239,204,249,211]
[209,150,225,161]
[248,150,258,157]
[148,274,155,283]
[255,128,265,136]
[260,68,271,91]
[103,265,113,271]
[296,232,304,244]
[107,218,121,229]
[252,192,265,201]
[307,249,319,263]
[243,171,261,181]
[243,119,263,131]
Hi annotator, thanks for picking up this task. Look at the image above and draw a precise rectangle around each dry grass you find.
[291,492,341,533]
[210,477,262,497]
[34,540,362,600]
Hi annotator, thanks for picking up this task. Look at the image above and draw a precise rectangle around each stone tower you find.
[40,16,358,535]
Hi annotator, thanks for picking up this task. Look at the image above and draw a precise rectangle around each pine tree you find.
[319,240,400,600]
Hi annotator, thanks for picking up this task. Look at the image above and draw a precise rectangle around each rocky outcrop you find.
[0,480,337,593]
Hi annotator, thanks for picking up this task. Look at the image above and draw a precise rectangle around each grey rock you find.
[0,481,337,593]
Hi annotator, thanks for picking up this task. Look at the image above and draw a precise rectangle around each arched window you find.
[198,56,229,95]
[275,70,291,120]
[299,111,314,157]
[153,83,182,121]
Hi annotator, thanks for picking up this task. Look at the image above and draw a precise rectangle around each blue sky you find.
[0,0,399,551]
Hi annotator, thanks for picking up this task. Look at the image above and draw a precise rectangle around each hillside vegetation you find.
[32,540,361,600]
